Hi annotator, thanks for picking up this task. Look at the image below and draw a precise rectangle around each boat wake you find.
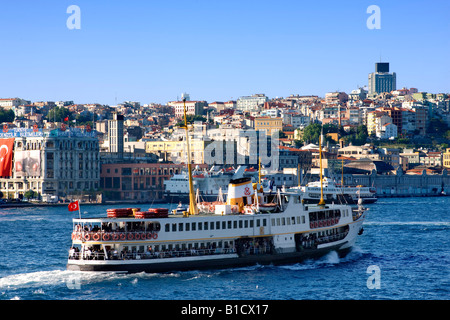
[364,221,449,227]
[277,247,366,271]
[0,269,183,293]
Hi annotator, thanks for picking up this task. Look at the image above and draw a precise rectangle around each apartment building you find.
[254,117,283,135]
[0,128,100,199]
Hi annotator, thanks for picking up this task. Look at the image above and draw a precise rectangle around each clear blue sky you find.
[0,0,448,105]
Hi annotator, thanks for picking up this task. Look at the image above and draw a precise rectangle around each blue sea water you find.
[0,197,448,300]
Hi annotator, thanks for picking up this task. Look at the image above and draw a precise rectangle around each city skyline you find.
[0,0,449,105]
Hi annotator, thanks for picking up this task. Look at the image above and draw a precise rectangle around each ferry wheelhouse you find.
[66,100,366,273]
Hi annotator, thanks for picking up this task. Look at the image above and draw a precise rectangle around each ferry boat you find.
[66,101,367,273]
[299,177,377,205]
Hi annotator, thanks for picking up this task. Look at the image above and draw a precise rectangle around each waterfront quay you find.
[345,168,450,197]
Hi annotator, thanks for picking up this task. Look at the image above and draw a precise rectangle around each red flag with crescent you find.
[0,138,14,177]
[68,201,80,212]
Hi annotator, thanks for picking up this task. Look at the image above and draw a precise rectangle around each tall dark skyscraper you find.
[368,62,396,95]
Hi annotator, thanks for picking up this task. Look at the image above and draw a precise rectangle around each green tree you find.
[302,123,322,144]
[24,190,36,200]
[46,107,71,122]
[0,108,15,123]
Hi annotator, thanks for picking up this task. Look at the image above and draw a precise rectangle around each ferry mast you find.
[183,98,198,215]
[318,129,326,206]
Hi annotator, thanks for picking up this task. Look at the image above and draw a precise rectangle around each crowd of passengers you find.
[236,238,273,256]
[69,242,236,260]
[74,222,159,234]
[300,228,349,249]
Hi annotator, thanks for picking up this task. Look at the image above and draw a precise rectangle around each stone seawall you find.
[343,168,450,198]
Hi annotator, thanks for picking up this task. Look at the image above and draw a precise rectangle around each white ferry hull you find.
[66,215,364,273]
[67,242,352,273]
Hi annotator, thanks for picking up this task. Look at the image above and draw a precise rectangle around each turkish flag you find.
[0,138,15,177]
[64,116,69,122]
[68,201,79,212]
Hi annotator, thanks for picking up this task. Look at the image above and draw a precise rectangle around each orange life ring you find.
[84,233,91,241]
[71,233,75,240]
[112,233,119,241]
[310,223,314,229]
[93,233,100,241]
[76,233,81,240]
[147,233,153,240]
[140,233,146,240]
[314,222,318,228]
[103,233,110,241]
[135,233,141,240]
[127,233,134,240]
[152,232,158,239]
[120,233,126,240]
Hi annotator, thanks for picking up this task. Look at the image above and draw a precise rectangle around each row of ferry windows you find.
[164,216,307,232]
[165,219,268,232]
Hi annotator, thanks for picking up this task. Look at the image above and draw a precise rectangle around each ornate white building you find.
[0,128,100,199]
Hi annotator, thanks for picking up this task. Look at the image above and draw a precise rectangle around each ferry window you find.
[245,220,248,228]
[216,221,220,229]
[256,219,260,227]
[263,219,267,227]
[250,220,254,228]
[210,222,214,230]
[233,221,237,229]
[204,222,208,230]
[271,219,275,227]
[165,224,170,232]
[192,223,196,231]
[185,223,190,231]
[227,221,232,229]
[276,218,280,226]
[281,218,286,226]
[291,217,295,224]
[172,223,177,232]
[239,220,243,228]
[178,223,184,231]
[302,216,305,224]
[222,221,226,229]
[286,218,291,225]
[198,222,202,230]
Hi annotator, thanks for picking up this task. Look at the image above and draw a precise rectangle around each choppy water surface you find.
[0,198,448,300]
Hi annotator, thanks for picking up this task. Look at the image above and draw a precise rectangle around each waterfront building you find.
[368,62,396,95]
[443,148,450,169]
[100,162,207,201]
[0,128,100,199]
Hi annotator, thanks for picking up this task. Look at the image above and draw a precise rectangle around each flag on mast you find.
[68,201,79,212]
